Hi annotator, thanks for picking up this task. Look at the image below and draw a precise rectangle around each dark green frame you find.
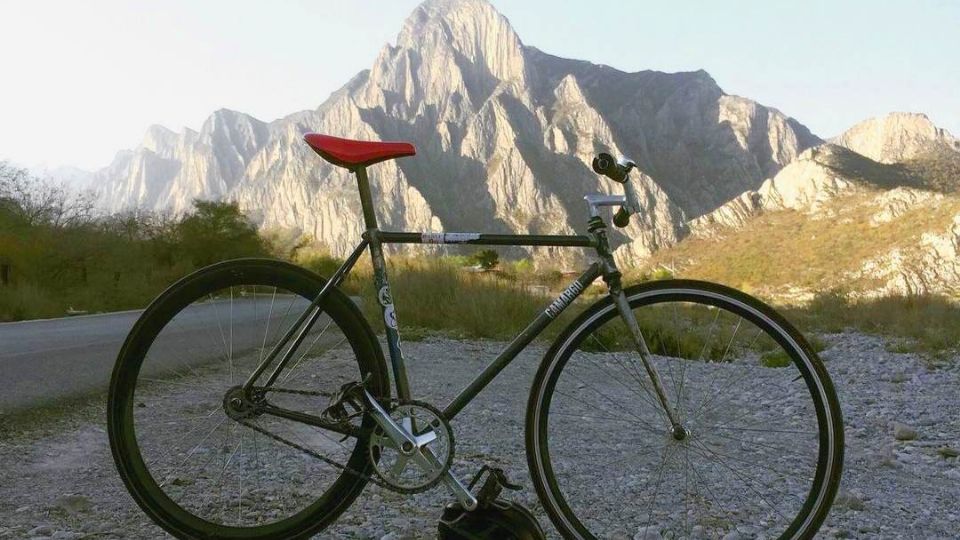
[244,165,621,424]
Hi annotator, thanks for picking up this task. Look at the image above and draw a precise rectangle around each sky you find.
[1,0,957,171]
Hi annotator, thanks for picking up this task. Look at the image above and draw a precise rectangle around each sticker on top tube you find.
[421,232,481,244]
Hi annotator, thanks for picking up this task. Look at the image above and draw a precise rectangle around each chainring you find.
[367,400,454,494]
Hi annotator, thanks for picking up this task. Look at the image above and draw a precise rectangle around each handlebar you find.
[591,152,640,228]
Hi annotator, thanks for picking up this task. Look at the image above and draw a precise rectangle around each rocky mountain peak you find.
[392,0,526,86]
[95,0,824,269]
[833,112,960,164]
[141,124,179,155]
[198,109,269,162]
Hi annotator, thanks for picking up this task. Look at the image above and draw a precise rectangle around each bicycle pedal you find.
[468,466,524,508]
[320,379,368,424]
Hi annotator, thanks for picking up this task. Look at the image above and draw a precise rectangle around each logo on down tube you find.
[545,280,584,319]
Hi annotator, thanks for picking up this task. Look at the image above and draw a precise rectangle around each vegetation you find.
[782,289,960,357]
[641,191,960,294]
[3,162,959,357]
[471,249,500,270]
[0,162,269,321]
[314,255,589,341]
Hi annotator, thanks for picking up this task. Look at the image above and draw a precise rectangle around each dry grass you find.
[342,257,593,341]
[346,258,960,358]
[782,290,960,357]
[641,192,960,295]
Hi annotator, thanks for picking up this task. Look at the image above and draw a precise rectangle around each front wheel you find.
[526,280,843,540]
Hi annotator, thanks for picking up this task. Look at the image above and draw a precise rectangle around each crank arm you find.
[410,444,477,510]
[442,469,478,510]
[362,390,477,510]
[363,390,419,448]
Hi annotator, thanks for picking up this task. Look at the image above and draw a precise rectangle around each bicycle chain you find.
[240,389,453,495]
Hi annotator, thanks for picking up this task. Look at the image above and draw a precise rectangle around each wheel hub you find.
[222,385,258,420]
[670,423,689,441]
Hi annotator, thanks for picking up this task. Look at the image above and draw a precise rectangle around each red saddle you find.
[304,133,416,168]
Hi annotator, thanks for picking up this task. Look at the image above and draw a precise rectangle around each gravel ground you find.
[0,332,958,539]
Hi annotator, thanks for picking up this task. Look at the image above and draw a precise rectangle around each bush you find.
[651,267,674,280]
[176,200,267,266]
[760,351,792,368]
[0,283,63,321]
[0,173,269,322]
[472,249,499,270]
[300,253,345,278]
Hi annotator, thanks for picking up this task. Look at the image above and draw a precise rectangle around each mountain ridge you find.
[89,0,957,291]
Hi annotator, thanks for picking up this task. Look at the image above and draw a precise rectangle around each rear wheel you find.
[526,280,843,539]
[108,259,389,539]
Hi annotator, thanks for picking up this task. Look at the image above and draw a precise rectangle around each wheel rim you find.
[113,267,375,534]
[532,286,840,540]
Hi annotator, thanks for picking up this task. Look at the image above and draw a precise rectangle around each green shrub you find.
[760,351,792,368]
[300,253,345,278]
[471,249,500,270]
[651,267,674,280]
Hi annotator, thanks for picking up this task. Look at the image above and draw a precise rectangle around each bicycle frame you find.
[243,165,619,423]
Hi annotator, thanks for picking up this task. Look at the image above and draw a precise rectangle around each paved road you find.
[0,296,316,414]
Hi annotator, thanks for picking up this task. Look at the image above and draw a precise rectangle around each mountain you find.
[832,112,960,164]
[96,110,269,214]
[661,117,960,297]
[90,0,960,296]
[94,0,819,267]
[29,164,94,190]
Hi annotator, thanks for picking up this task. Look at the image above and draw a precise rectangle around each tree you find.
[176,200,267,267]
[0,162,95,228]
[473,249,499,270]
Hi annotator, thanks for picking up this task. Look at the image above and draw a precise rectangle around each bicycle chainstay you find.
[239,388,454,495]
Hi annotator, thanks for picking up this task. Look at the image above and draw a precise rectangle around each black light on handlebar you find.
[592,152,639,228]
[592,152,628,183]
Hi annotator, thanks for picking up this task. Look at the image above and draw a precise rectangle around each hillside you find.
[832,112,960,164]
[650,132,960,298]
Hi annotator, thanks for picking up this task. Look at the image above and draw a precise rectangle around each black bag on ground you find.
[437,466,545,540]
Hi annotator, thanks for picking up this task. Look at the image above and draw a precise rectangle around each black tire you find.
[108,259,389,539]
[526,280,843,540]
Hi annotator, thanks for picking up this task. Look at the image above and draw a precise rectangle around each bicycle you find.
[108,133,844,539]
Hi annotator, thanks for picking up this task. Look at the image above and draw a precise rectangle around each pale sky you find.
[1,0,957,171]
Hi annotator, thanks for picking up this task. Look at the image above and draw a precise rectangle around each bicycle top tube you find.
[376,231,596,248]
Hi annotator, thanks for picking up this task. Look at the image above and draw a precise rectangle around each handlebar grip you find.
[612,207,631,228]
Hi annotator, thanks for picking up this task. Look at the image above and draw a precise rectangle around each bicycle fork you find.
[588,205,684,437]
[611,288,688,440]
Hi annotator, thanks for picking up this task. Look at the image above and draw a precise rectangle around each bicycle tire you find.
[108,258,389,539]
[526,279,843,539]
